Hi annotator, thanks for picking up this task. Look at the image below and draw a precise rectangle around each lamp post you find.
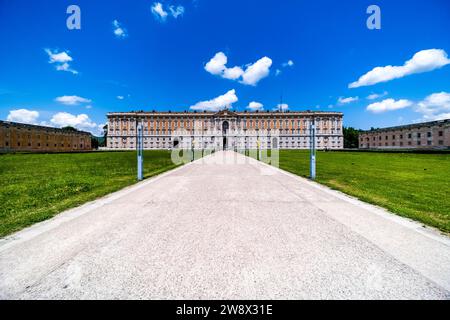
[137,123,144,181]
[191,138,195,162]
[257,138,261,161]
[310,118,316,180]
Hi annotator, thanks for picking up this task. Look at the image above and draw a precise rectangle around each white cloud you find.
[415,92,450,121]
[365,91,450,121]
[85,105,92,109]
[50,112,100,134]
[205,52,228,75]
[367,91,388,100]
[112,20,128,38]
[204,52,272,86]
[151,2,168,21]
[273,103,289,111]
[428,113,450,121]
[338,96,359,104]
[223,66,244,80]
[190,89,238,112]
[282,60,294,67]
[246,101,264,111]
[275,69,282,76]
[169,5,184,18]
[152,2,184,21]
[55,63,77,74]
[366,99,413,113]
[45,50,72,64]
[44,49,78,74]
[117,95,124,100]
[55,95,91,105]
[7,109,40,124]
[349,49,450,88]
[241,57,272,86]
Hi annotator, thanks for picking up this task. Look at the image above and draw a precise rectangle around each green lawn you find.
[268,150,450,233]
[0,151,179,237]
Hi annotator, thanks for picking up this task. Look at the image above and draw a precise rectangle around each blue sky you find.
[0,0,449,134]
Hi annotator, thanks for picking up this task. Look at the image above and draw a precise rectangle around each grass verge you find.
[0,150,179,237]
[252,149,450,233]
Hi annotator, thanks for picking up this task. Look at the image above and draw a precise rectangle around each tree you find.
[343,127,360,149]
[102,124,108,147]
[61,126,78,132]
[91,136,99,149]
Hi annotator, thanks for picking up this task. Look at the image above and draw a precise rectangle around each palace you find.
[359,119,450,150]
[106,110,344,150]
[0,120,92,153]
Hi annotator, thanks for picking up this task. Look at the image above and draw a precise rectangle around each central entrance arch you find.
[222,121,229,150]
[222,121,229,133]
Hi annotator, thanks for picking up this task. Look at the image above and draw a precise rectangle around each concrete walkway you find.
[1,151,449,299]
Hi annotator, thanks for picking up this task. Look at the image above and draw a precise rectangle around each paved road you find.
[1,151,449,299]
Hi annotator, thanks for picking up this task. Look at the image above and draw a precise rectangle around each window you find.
[385,136,388,140]
[439,140,444,145]
[408,133,412,139]
[427,132,432,138]
[417,133,421,138]
[417,141,421,146]
[392,135,396,139]
[439,131,443,137]
[400,134,403,139]
[427,141,432,146]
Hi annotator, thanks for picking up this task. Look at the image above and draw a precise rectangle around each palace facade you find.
[106,110,344,150]
[359,119,450,149]
[0,120,92,153]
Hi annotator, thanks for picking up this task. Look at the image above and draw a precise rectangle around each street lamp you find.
[310,117,316,180]
[137,123,144,181]
[191,137,195,162]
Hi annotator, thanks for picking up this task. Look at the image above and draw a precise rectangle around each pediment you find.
[214,109,238,118]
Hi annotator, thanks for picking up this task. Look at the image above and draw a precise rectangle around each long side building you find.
[0,120,92,153]
[359,119,450,149]
[106,110,344,150]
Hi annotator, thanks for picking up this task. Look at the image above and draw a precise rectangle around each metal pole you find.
[137,124,143,181]
[258,138,261,161]
[310,118,316,180]
[191,138,194,162]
